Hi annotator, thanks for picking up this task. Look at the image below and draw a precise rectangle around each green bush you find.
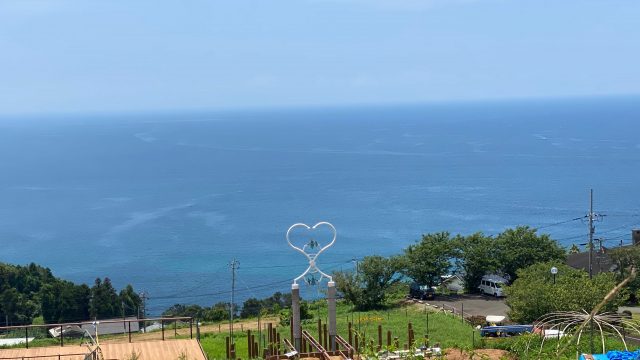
[505,262,620,323]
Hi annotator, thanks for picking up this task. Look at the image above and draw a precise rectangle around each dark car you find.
[409,282,436,300]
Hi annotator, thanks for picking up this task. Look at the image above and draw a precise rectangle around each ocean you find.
[1,96,639,314]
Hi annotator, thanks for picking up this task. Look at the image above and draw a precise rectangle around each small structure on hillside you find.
[440,275,464,293]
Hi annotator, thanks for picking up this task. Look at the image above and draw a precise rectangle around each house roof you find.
[440,274,463,284]
[566,248,615,275]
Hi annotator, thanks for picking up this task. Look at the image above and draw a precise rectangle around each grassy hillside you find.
[200,300,478,359]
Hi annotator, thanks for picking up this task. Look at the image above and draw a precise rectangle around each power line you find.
[597,220,640,236]
[248,259,354,269]
[535,217,584,230]
[151,278,293,300]
[554,233,589,242]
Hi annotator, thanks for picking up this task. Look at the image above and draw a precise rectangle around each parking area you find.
[411,294,510,318]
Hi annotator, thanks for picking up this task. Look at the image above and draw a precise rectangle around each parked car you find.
[409,282,436,300]
[478,275,508,297]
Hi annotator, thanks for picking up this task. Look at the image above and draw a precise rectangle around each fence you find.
[0,352,97,360]
[439,303,475,324]
[0,317,195,350]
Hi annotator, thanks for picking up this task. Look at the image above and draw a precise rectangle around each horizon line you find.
[1,93,639,120]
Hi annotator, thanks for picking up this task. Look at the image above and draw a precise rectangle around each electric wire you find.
[535,216,584,230]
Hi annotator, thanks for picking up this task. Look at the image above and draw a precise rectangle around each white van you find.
[478,275,507,297]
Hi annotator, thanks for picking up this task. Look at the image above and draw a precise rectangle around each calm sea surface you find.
[1,97,639,313]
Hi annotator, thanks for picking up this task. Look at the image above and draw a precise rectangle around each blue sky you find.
[0,0,638,115]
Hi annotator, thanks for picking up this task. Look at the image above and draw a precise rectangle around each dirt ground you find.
[443,348,512,360]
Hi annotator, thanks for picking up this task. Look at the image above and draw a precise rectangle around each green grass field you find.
[200,300,479,359]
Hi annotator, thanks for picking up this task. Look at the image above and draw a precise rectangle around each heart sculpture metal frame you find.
[286,221,336,285]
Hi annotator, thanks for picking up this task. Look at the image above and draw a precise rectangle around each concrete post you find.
[292,283,302,351]
[327,281,337,351]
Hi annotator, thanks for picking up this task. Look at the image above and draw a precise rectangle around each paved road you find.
[418,294,509,318]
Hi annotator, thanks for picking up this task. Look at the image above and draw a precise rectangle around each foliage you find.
[505,262,621,323]
[455,233,500,293]
[163,302,232,322]
[609,246,640,278]
[278,300,312,327]
[495,331,634,360]
[402,232,456,287]
[119,284,142,317]
[334,255,402,310]
[495,226,566,281]
[89,278,121,319]
[41,281,90,323]
[240,298,262,318]
[0,262,55,324]
[164,291,292,322]
[240,291,291,318]
[609,246,640,303]
[569,244,580,254]
[164,304,210,320]
[0,262,141,324]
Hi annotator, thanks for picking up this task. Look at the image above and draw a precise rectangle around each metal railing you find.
[0,317,195,349]
[0,349,99,359]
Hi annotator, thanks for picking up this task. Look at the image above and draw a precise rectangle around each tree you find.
[496,226,565,281]
[0,288,37,325]
[89,278,120,319]
[334,255,401,310]
[569,244,581,254]
[41,281,90,323]
[240,298,262,318]
[0,262,60,325]
[261,292,290,314]
[278,300,312,326]
[505,262,620,323]
[609,246,640,302]
[163,304,207,319]
[402,232,456,287]
[119,285,142,317]
[456,233,500,293]
[609,246,640,279]
[206,302,229,322]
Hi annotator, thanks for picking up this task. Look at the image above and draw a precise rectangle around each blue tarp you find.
[579,351,640,360]
[605,350,640,360]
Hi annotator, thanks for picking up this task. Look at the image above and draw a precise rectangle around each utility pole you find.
[352,258,360,276]
[140,292,147,319]
[588,189,595,279]
[122,300,126,333]
[229,259,240,344]
[586,189,605,279]
[585,189,605,354]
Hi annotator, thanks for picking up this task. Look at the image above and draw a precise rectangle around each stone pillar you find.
[327,281,337,351]
[292,283,302,351]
